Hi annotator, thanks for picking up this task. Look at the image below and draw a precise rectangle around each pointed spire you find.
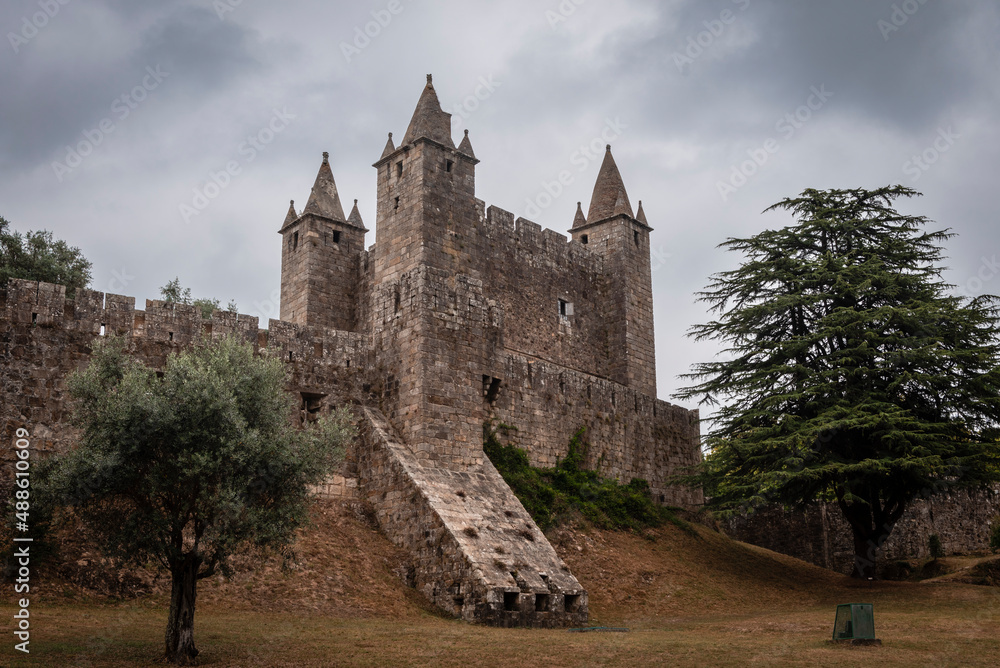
[284,200,297,226]
[636,200,647,226]
[572,201,587,229]
[348,199,364,228]
[401,74,455,148]
[587,145,634,223]
[303,152,346,221]
[381,132,395,160]
[457,129,475,159]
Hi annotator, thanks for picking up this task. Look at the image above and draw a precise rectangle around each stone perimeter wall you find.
[725,487,1000,575]
[489,352,703,508]
[0,278,367,461]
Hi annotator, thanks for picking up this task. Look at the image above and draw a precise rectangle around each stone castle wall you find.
[489,352,703,508]
[475,203,611,380]
[0,278,367,460]
[725,487,1000,574]
[1,274,699,498]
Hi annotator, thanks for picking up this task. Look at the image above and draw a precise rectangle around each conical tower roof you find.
[303,152,346,221]
[636,200,648,226]
[587,145,634,223]
[347,199,365,228]
[284,200,297,226]
[401,74,455,148]
[380,132,396,160]
[572,201,587,229]
[457,129,475,159]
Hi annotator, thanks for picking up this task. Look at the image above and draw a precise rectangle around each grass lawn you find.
[3,501,997,666]
[2,588,998,667]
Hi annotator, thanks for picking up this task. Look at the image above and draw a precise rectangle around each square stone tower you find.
[368,75,487,470]
[279,153,368,331]
[568,147,657,397]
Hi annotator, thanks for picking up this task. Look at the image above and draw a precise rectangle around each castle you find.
[0,76,704,626]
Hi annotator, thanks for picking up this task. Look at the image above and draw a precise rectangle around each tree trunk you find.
[850,526,880,579]
[165,554,200,665]
[837,485,900,580]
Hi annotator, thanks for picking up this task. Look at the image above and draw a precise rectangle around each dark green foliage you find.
[160,277,235,319]
[678,186,1000,578]
[484,423,690,533]
[928,534,944,560]
[990,520,1000,554]
[0,215,92,297]
[39,335,355,663]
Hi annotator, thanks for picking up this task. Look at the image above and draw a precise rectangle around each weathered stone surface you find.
[725,487,1000,575]
[358,408,587,627]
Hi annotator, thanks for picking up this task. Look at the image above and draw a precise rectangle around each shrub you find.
[990,520,1000,554]
[484,422,692,534]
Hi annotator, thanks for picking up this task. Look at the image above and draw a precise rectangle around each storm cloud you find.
[1,0,997,406]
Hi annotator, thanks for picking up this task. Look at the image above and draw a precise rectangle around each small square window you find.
[333,230,341,244]
[581,234,588,244]
[634,230,640,246]
[394,197,400,211]
[558,299,573,317]
[396,161,403,177]
[446,160,453,173]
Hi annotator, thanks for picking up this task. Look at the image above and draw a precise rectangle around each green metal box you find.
[832,603,876,641]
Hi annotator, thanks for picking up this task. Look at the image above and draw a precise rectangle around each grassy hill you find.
[4,500,999,666]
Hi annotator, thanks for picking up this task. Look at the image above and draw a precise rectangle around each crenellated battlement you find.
[477,202,604,276]
[0,278,367,371]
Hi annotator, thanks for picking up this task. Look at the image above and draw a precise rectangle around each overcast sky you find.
[2,0,998,409]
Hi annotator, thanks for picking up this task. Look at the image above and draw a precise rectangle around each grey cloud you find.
[0,1,264,171]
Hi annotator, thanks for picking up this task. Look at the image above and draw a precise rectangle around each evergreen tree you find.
[678,186,1000,578]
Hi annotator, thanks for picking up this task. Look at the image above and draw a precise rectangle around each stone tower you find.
[278,152,368,330]
[569,146,656,396]
[368,75,486,469]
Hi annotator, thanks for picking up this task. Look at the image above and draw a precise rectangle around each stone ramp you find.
[357,407,587,627]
